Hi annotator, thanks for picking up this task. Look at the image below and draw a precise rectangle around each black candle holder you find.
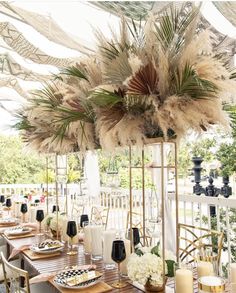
[192,157,232,216]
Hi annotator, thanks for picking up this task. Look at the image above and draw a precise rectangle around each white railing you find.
[168,193,236,266]
[1,183,235,264]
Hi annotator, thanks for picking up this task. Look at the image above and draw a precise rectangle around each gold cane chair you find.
[178,223,224,266]
[126,211,152,246]
[72,204,85,220]
[90,206,109,229]
[1,252,30,293]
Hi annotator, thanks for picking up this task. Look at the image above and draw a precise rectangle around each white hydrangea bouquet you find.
[127,243,176,289]
[42,212,67,237]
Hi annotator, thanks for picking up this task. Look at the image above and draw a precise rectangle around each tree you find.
[0,135,45,183]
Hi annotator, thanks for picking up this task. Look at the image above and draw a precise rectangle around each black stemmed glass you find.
[36,210,44,235]
[80,214,89,228]
[20,203,28,223]
[0,195,5,204]
[127,227,140,248]
[5,198,12,216]
[66,221,78,255]
[0,195,5,211]
[111,240,127,288]
[52,205,59,213]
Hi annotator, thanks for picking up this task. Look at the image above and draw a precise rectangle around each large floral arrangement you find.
[42,212,67,234]
[14,3,236,153]
[127,245,176,287]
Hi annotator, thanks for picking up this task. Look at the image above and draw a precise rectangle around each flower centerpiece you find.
[42,212,67,238]
[127,244,176,292]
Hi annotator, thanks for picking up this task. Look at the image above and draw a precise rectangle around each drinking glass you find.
[52,205,59,213]
[80,214,89,228]
[6,198,12,216]
[0,195,5,212]
[20,203,28,223]
[36,210,44,235]
[126,227,140,248]
[111,240,127,288]
[66,220,78,255]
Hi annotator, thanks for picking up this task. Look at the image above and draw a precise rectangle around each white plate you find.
[30,241,64,254]
[53,269,102,290]
[6,227,32,236]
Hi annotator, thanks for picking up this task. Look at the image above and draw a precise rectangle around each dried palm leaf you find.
[127,62,159,96]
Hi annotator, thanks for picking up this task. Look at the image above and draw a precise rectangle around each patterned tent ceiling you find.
[0,1,235,108]
[213,2,236,27]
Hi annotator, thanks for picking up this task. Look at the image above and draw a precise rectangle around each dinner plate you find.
[6,226,32,236]
[53,268,102,290]
[30,240,64,254]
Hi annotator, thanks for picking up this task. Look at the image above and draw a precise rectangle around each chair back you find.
[178,223,224,266]
[0,252,30,293]
[90,206,109,229]
[72,204,85,220]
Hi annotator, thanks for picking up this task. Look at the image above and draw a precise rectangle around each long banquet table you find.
[2,233,230,293]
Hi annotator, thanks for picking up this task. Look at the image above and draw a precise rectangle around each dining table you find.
[0,222,230,292]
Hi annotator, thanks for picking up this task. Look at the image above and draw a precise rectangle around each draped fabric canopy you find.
[0,1,235,128]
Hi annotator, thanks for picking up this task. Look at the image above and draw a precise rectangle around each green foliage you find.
[217,142,236,176]
[173,64,218,100]
[59,66,88,81]
[90,89,123,107]
[154,4,200,55]
[0,135,45,184]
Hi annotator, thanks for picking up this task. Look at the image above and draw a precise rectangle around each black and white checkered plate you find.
[54,268,102,289]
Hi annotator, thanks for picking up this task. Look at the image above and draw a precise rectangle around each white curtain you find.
[84,150,100,199]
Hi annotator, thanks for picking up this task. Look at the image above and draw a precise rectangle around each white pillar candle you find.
[230,263,236,283]
[197,261,214,278]
[103,230,116,264]
[91,225,103,257]
[198,276,225,293]
[84,226,92,254]
[175,269,193,293]
[120,239,131,275]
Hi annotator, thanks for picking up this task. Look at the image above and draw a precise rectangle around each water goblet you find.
[80,214,89,228]
[111,240,127,288]
[36,210,44,235]
[66,220,78,255]
[6,198,12,216]
[20,203,28,223]
[52,205,59,213]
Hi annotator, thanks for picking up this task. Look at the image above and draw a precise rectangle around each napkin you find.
[29,264,97,284]
[8,244,31,260]
[21,222,39,231]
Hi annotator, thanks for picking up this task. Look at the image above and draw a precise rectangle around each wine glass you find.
[0,195,5,212]
[20,203,28,223]
[126,227,140,248]
[36,210,44,235]
[111,240,127,288]
[66,221,78,255]
[80,214,89,228]
[52,205,59,213]
[5,198,12,216]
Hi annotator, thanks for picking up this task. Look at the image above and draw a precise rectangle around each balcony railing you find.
[0,183,235,265]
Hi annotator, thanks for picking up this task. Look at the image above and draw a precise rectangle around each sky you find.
[0,1,235,134]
